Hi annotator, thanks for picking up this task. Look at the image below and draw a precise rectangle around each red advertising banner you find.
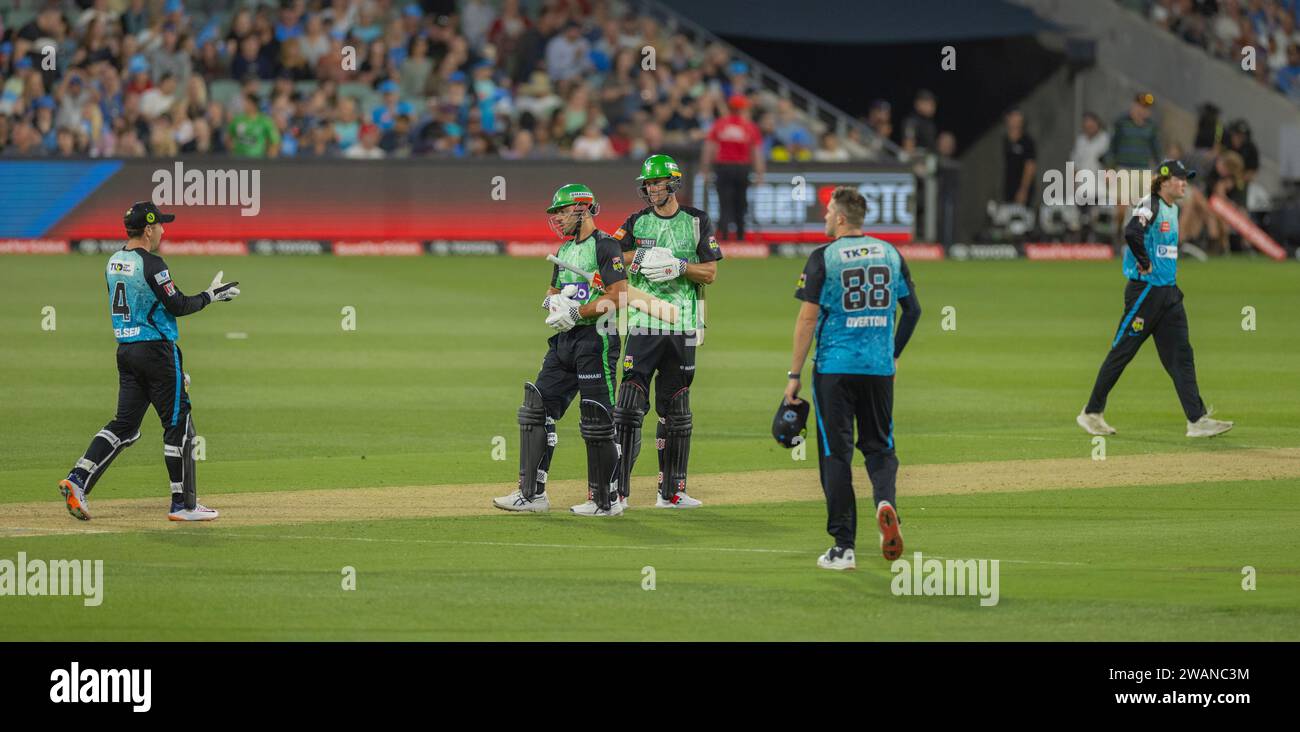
[27,160,914,244]
[1023,243,1114,260]
[1208,195,1287,261]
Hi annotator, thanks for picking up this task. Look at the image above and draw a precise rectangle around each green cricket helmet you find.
[546,183,599,214]
[546,183,599,238]
[636,153,683,204]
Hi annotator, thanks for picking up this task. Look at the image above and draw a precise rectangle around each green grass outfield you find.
[1,254,1297,640]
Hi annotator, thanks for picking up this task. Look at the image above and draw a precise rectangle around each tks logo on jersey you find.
[1156,244,1178,258]
[839,243,885,262]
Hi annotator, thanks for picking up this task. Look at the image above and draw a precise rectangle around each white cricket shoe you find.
[493,489,550,513]
[570,497,624,517]
[1187,410,1233,438]
[817,546,856,571]
[618,495,630,511]
[654,492,702,509]
[1076,411,1116,436]
[168,502,219,522]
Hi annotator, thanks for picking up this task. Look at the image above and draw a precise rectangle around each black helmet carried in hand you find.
[772,398,810,448]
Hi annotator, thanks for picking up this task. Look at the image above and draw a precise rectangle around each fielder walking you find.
[493,184,629,516]
[611,154,721,509]
[785,187,921,570]
[58,202,241,522]
[1077,159,1234,438]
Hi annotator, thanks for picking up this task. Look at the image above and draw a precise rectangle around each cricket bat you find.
[546,254,680,325]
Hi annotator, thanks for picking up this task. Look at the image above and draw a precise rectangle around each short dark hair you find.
[830,186,866,228]
[125,226,145,238]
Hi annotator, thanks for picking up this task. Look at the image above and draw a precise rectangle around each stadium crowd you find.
[1128,0,1300,103]
[0,0,863,161]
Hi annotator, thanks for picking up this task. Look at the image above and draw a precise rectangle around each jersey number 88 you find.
[841,265,891,311]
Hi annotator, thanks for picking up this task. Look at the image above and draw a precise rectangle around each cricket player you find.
[493,184,630,516]
[1077,159,1234,438]
[611,154,721,509]
[785,187,921,570]
[57,201,241,522]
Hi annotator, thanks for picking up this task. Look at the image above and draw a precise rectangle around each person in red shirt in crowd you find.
[701,94,765,241]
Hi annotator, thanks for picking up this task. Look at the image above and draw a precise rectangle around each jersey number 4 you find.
[841,265,891,311]
[112,281,132,321]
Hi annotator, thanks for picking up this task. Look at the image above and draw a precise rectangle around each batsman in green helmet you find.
[609,154,723,509]
[493,184,631,517]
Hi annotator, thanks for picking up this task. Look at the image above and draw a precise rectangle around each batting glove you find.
[205,271,241,302]
[545,299,580,332]
[643,254,687,283]
[542,284,580,310]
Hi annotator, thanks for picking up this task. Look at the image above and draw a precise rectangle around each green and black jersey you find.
[613,205,722,331]
[549,231,627,327]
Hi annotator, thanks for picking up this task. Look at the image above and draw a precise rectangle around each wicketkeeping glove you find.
[205,271,241,302]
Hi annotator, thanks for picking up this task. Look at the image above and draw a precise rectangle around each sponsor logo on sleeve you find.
[154,269,171,284]
[797,272,807,289]
[163,282,176,296]
[613,227,626,240]
[611,257,624,272]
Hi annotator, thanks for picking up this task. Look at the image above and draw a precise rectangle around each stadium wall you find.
[0,159,915,245]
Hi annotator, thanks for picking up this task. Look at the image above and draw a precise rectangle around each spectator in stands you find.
[345,122,385,159]
[1070,111,1110,174]
[701,94,764,241]
[1223,118,1260,183]
[772,98,810,151]
[1002,108,1037,206]
[1181,150,1247,255]
[462,0,498,53]
[401,34,434,99]
[814,130,851,162]
[1107,93,1160,171]
[140,73,178,119]
[1276,43,1300,98]
[572,120,615,160]
[333,95,362,150]
[372,80,413,131]
[227,94,280,158]
[901,89,938,154]
[546,21,591,83]
[232,34,275,81]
